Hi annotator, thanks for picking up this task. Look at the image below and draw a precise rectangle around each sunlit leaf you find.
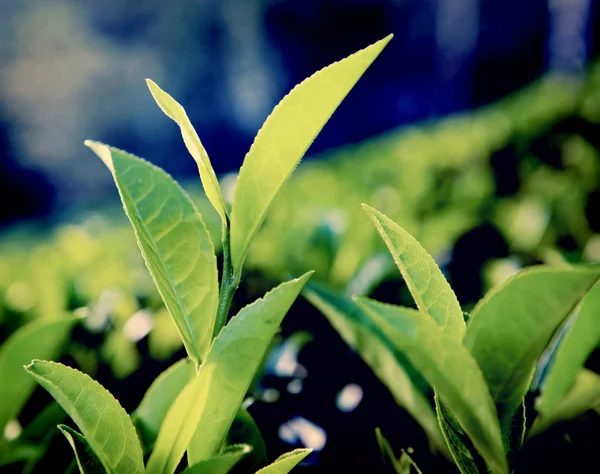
[25,361,144,474]
[145,365,215,474]
[182,444,251,474]
[303,281,446,453]
[254,449,312,474]
[132,358,195,448]
[85,141,219,365]
[0,317,76,434]
[357,298,507,474]
[537,280,600,416]
[230,35,392,275]
[187,272,312,464]
[463,266,600,430]
[362,204,465,340]
[146,79,228,227]
[58,425,105,474]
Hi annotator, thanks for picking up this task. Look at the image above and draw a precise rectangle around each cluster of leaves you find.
[305,204,600,473]
[0,36,393,473]
[1,35,600,473]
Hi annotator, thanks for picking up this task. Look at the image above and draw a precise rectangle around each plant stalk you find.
[214,225,238,337]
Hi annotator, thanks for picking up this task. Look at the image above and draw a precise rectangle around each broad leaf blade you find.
[25,361,144,474]
[85,141,219,365]
[0,317,75,434]
[132,358,195,448]
[357,298,507,474]
[537,281,600,416]
[463,266,600,429]
[362,204,465,340]
[187,272,312,464]
[255,449,312,474]
[58,425,105,474]
[230,35,392,275]
[146,79,228,226]
[182,444,251,474]
[303,281,446,453]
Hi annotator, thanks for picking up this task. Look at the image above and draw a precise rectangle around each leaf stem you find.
[214,225,239,338]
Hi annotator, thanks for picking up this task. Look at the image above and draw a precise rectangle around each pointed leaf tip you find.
[84,140,114,172]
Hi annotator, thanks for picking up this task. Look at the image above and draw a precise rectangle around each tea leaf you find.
[145,364,215,474]
[463,266,600,430]
[435,396,483,474]
[303,281,446,453]
[182,444,251,474]
[255,449,312,474]
[537,280,600,416]
[0,317,76,434]
[146,79,228,226]
[187,272,312,464]
[362,204,465,340]
[357,298,507,474]
[85,141,219,365]
[58,425,105,474]
[25,361,144,474]
[230,35,392,275]
[132,358,195,448]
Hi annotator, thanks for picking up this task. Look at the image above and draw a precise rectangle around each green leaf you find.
[24,361,144,474]
[531,369,600,436]
[303,281,446,454]
[132,358,195,448]
[146,79,228,226]
[435,396,484,474]
[145,364,215,474]
[463,266,600,430]
[230,35,392,275]
[536,280,600,416]
[254,449,312,474]
[85,141,219,365]
[357,298,507,474]
[187,272,312,464]
[0,317,76,434]
[58,425,105,474]
[182,444,251,474]
[362,204,465,340]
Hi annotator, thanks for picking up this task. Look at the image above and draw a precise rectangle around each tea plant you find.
[305,205,600,473]
[15,35,393,474]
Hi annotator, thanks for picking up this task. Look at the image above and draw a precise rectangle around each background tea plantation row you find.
[2,55,600,473]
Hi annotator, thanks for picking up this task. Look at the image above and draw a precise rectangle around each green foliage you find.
[254,449,312,474]
[132,358,195,449]
[463,266,600,431]
[58,424,105,474]
[146,79,229,229]
[307,206,600,474]
[25,360,144,474]
[230,35,392,276]
[85,141,219,366]
[182,445,251,474]
[12,35,393,473]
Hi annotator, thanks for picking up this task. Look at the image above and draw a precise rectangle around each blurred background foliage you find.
[1,0,600,473]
